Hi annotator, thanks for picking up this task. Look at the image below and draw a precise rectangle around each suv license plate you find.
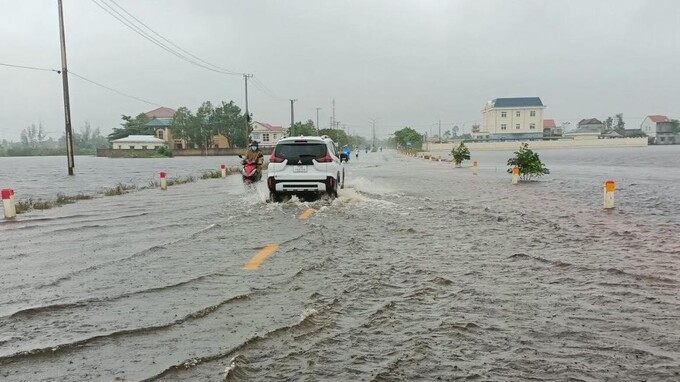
[293,165,308,173]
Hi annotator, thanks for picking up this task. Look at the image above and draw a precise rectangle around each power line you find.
[106,0,241,75]
[90,0,242,76]
[69,71,163,106]
[0,62,60,73]
[250,76,288,101]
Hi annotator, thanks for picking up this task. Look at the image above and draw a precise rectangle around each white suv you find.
[267,135,345,202]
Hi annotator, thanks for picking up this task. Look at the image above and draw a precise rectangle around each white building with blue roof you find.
[481,97,545,140]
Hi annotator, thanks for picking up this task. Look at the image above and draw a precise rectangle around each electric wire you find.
[90,0,241,76]
[106,0,241,75]
[69,71,163,106]
[0,62,60,73]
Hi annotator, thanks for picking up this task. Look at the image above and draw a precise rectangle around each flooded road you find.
[1,148,679,381]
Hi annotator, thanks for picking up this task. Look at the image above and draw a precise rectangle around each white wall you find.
[640,117,657,138]
[482,106,544,134]
[114,142,164,150]
[425,137,648,152]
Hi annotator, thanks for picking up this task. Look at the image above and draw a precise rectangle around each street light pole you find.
[57,0,75,176]
[290,99,297,136]
[316,107,321,135]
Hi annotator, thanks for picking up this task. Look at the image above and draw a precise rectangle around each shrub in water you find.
[506,143,550,181]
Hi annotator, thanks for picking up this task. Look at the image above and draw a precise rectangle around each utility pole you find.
[290,99,297,136]
[438,119,441,143]
[370,119,377,149]
[315,107,321,135]
[58,0,75,176]
[332,99,336,130]
[243,74,253,147]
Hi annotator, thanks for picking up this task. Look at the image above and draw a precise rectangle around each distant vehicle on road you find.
[267,135,345,202]
[340,145,351,162]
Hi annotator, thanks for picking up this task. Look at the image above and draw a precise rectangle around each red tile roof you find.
[543,119,556,129]
[258,122,283,132]
[648,115,669,123]
[145,107,176,119]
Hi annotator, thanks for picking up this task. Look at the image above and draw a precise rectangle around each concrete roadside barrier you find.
[511,167,519,184]
[2,188,16,219]
[604,179,615,209]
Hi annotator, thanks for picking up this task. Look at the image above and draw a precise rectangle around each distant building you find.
[142,107,230,149]
[543,119,562,138]
[640,115,676,144]
[112,135,167,150]
[250,121,284,148]
[576,118,606,134]
[481,97,545,140]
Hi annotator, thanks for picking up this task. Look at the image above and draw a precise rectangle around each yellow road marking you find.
[299,208,315,220]
[244,243,279,270]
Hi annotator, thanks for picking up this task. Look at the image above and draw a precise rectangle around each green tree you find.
[615,113,625,133]
[210,101,247,148]
[108,113,152,141]
[451,142,470,167]
[671,119,680,134]
[604,116,614,130]
[506,143,550,181]
[392,127,423,150]
[289,120,317,136]
[452,125,460,137]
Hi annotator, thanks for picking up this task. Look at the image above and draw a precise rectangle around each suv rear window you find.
[275,142,327,164]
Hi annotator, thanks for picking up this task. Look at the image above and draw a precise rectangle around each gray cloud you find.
[1,0,678,140]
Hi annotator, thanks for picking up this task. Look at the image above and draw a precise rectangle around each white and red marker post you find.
[604,179,615,209]
[160,171,167,190]
[511,166,520,184]
[220,164,227,178]
[473,160,479,175]
[2,188,16,219]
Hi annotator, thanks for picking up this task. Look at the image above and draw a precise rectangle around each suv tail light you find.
[316,150,333,163]
[270,151,284,163]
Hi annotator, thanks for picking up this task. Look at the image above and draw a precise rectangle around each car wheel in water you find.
[270,191,282,203]
[340,169,345,189]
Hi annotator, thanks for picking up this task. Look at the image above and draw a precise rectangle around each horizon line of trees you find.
[0,122,109,157]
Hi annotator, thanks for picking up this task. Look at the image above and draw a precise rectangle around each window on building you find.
[501,112,507,118]
[501,124,507,130]
[516,124,520,129]
[516,111,521,117]
[158,130,164,139]
[130,146,135,149]
[262,133,270,142]
[117,145,122,149]
[530,111,536,117]
[530,123,536,129]
[142,145,148,150]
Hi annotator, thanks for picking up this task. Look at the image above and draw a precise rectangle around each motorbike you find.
[238,156,262,183]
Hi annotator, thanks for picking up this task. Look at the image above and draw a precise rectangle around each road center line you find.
[299,208,315,220]
[244,243,279,270]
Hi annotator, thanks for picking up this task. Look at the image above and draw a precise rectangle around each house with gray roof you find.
[481,97,545,140]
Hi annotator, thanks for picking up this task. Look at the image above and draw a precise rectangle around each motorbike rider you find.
[244,140,264,172]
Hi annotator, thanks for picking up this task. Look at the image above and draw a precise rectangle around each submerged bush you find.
[507,143,550,181]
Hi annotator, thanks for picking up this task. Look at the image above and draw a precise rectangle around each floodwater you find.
[1,146,679,381]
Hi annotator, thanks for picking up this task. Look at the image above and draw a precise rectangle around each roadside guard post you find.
[438,155,441,164]
[604,179,615,209]
[2,188,16,219]
[220,164,227,178]
[160,172,167,190]
[473,160,478,175]
[511,166,520,184]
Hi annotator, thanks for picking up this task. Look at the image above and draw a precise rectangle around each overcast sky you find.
[1,0,679,141]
